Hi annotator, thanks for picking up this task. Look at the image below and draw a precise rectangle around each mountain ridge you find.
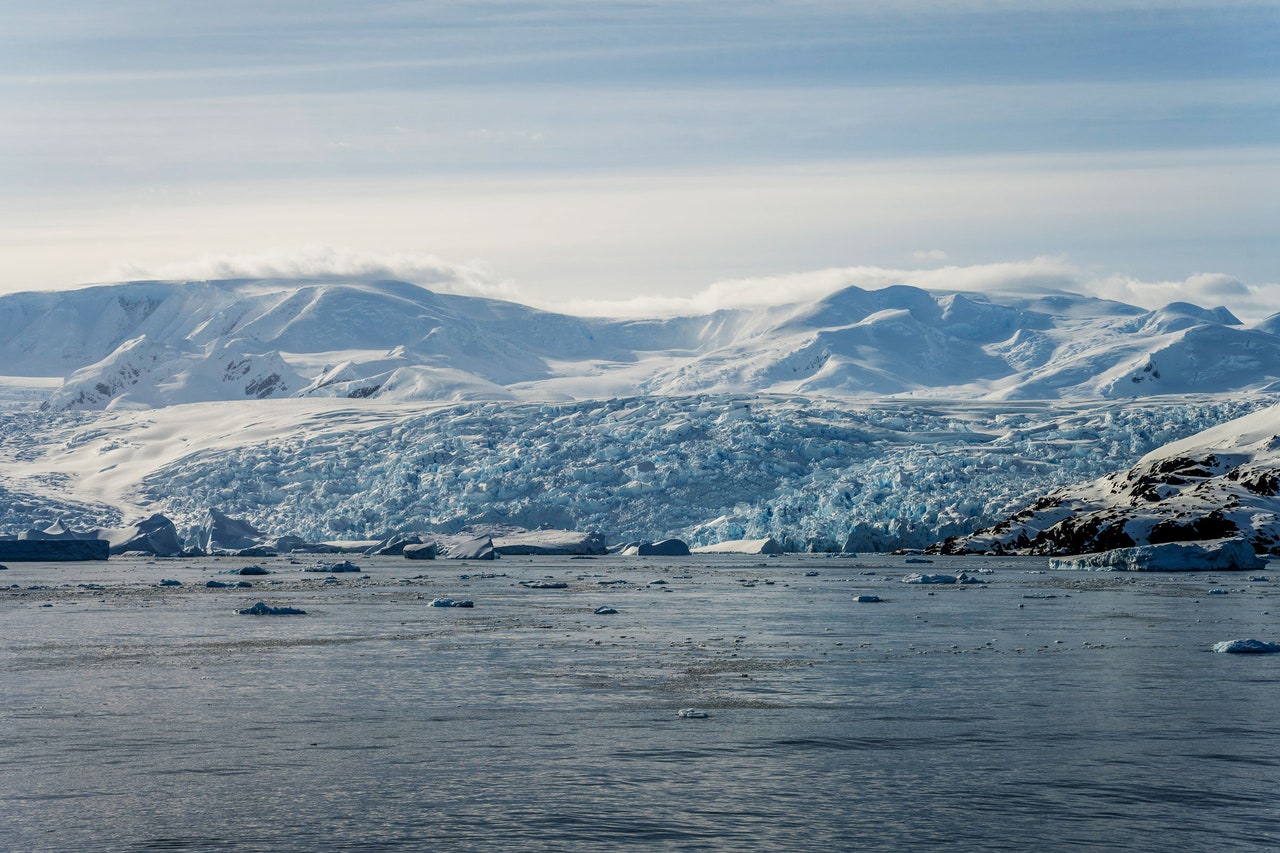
[3,277,1277,410]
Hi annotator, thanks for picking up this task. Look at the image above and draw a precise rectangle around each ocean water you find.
[3,554,1278,852]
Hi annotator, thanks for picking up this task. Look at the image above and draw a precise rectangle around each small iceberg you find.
[206,580,253,588]
[305,560,361,573]
[1212,638,1280,654]
[901,571,985,585]
[677,708,709,718]
[237,601,306,616]
[519,580,568,589]
[428,597,474,608]
[158,579,182,587]
[403,543,438,560]
[620,538,691,557]
[220,565,269,576]
[852,594,882,603]
[902,572,956,585]
[594,606,618,615]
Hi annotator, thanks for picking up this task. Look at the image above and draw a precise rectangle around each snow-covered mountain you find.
[5,278,1280,409]
[4,276,1280,552]
[934,403,1280,556]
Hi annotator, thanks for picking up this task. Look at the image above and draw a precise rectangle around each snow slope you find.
[935,402,1280,555]
[3,278,1279,408]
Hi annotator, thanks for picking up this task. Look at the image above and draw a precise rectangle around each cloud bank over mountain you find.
[97,249,1276,323]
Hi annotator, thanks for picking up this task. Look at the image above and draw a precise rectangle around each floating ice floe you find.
[1212,638,1280,654]
[305,560,361,573]
[158,579,181,586]
[901,572,984,585]
[237,601,306,616]
[1048,537,1265,572]
[519,580,568,589]
[677,708,709,718]
[902,572,955,584]
[594,606,618,615]
[206,580,252,588]
[853,594,882,603]
[428,597,474,608]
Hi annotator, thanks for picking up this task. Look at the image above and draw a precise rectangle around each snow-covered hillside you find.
[5,278,1280,408]
[0,394,1267,550]
[935,402,1280,555]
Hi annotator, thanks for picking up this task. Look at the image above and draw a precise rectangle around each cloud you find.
[557,258,1277,320]
[912,249,949,263]
[1090,271,1275,319]
[100,245,519,299]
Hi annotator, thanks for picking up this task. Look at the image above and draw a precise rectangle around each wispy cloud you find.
[556,258,1278,320]
[101,246,518,300]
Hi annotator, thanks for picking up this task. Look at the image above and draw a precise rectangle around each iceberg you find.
[237,602,306,616]
[448,537,498,560]
[620,539,691,556]
[1212,638,1280,654]
[691,537,784,555]
[492,530,606,556]
[1048,538,1264,572]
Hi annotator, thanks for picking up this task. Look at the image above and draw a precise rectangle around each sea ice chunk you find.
[237,601,306,616]
[1212,638,1280,654]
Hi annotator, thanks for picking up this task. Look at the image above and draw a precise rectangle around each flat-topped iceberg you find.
[492,530,606,556]
[691,537,784,555]
[1048,537,1264,572]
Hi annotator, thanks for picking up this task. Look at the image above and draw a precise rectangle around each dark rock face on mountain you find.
[933,405,1280,556]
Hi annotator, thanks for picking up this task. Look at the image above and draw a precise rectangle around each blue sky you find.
[2,1,1278,314]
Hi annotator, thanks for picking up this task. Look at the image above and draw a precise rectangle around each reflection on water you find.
[3,554,1279,851]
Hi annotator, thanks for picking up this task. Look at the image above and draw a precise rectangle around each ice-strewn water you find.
[4,554,1279,852]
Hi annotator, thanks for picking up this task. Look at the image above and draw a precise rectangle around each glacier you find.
[0,393,1268,552]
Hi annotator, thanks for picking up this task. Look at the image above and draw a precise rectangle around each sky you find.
[2,0,1278,316]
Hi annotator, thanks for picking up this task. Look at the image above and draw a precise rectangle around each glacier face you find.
[6,277,1280,409]
[2,394,1258,550]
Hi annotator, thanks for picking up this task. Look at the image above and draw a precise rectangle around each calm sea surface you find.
[3,553,1278,852]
